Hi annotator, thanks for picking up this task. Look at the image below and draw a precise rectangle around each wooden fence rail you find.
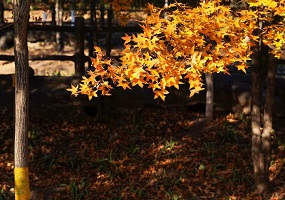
[0,0,143,77]
[0,12,142,77]
[0,17,89,77]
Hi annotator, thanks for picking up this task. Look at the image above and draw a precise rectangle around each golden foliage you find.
[68,0,285,100]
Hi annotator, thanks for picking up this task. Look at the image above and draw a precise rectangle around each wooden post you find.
[88,0,99,69]
[88,0,95,62]
[74,17,85,77]
[94,0,99,48]
[100,3,105,28]
[51,3,56,26]
[56,0,64,51]
[105,7,112,57]
[0,0,4,24]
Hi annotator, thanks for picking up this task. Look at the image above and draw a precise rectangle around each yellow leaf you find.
[132,78,144,88]
[120,52,135,66]
[190,87,204,97]
[66,84,79,97]
[88,91,98,100]
[121,34,132,45]
[154,89,169,101]
[148,82,161,90]
[94,46,102,53]
[237,63,248,73]
[132,67,145,79]
[117,82,131,90]
[148,3,155,12]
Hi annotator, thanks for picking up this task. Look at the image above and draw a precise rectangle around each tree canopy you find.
[68,0,285,101]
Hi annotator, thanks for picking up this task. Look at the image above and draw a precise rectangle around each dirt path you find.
[0,43,76,76]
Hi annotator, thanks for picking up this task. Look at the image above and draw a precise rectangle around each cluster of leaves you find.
[68,0,285,101]
[253,0,285,58]
[69,1,254,100]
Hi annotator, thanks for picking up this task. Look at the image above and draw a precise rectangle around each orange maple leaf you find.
[117,82,131,90]
[154,89,169,101]
[67,84,79,97]
[121,34,132,45]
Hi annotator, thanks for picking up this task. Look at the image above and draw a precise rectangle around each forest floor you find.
[1,35,285,200]
[1,89,285,199]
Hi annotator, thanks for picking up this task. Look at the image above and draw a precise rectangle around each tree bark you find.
[251,41,276,199]
[251,45,269,197]
[205,73,213,120]
[261,54,276,197]
[13,0,31,199]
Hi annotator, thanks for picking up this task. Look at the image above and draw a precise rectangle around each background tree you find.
[205,72,213,120]
[55,0,63,51]
[13,0,31,199]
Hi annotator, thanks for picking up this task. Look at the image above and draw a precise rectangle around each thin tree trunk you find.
[251,45,268,197]
[205,73,213,120]
[13,0,31,199]
[261,54,276,198]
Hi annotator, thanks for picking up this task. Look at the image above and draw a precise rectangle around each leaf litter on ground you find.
[0,104,285,199]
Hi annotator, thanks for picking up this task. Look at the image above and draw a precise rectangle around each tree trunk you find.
[251,45,269,197]
[261,53,276,197]
[205,73,213,120]
[13,0,31,199]
[251,42,276,199]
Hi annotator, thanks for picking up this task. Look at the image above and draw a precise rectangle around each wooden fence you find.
[0,18,87,77]
[0,3,142,77]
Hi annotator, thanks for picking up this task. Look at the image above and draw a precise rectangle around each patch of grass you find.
[228,167,252,185]
[163,137,177,151]
[68,157,81,171]
[165,191,182,200]
[221,121,239,144]
[29,144,35,161]
[124,141,140,156]
[43,154,57,169]
[92,150,118,181]
[69,178,89,200]
[198,162,205,171]
[128,182,145,198]
[210,164,226,178]
[0,188,6,200]
[238,113,251,127]
[28,129,38,140]
[203,142,217,158]
[175,170,185,184]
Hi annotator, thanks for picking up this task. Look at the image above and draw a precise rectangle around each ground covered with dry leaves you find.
[1,95,285,199]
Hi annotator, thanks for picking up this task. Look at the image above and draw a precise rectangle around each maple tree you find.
[68,0,285,198]
[245,0,285,198]
[68,1,255,101]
